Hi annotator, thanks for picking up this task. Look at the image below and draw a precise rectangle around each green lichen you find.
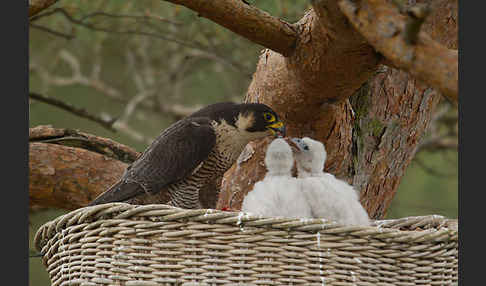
[368,118,386,138]
[350,83,372,156]
[350,82,371,121]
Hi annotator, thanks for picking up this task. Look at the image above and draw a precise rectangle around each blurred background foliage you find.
[29,1,457,285]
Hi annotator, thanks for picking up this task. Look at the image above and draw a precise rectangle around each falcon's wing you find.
[89,117,216,205]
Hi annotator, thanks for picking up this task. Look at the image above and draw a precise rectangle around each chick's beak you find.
[285,137,300,151]
[267,121,286,137]
[290,138,305,152]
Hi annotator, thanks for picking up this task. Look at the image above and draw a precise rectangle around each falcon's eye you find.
[263,112,276,122]
[303,145,309,151]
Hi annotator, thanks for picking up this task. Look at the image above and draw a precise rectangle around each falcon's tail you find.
[88,180,143,206]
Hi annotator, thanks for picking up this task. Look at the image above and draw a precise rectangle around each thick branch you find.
[338,0,458,104]
[311,0,353,32]
[162,0,297,56]
[29,126,141,210]
[29,125,140,163]
[29,142,127,210]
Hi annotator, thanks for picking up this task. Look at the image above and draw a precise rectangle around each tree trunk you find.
[217,0,457,219]
[28,1,457,217]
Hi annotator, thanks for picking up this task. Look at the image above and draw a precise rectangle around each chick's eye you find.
[264,112,275,122]
[303,145,309,151]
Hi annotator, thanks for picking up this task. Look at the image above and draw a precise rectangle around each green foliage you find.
[368,119,386,138]
[386,150,458,219]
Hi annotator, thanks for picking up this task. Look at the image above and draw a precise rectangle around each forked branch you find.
[338,0,458,104]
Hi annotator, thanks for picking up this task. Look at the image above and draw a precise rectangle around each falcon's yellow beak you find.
[266,121,286,137]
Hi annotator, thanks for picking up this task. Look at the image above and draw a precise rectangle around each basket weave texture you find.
[35,203,458,286]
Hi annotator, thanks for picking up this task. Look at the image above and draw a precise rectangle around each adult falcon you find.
[89,102,286,209]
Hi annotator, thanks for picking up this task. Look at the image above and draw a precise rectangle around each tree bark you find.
[29,142,127,210]
[28,1,457,218]
[217,0,457,219]
[339,0,457,103]
[29,125,140,163]
[348,0,457,217]
[29,126,140,210]
[28,125,223,210]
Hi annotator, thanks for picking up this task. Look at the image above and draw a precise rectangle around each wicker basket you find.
[34,203,458,286]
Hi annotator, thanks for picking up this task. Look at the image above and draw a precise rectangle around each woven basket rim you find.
[34,202,458,253]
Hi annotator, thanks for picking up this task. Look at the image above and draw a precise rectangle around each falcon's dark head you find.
[189,102,286,137]
[237,103,286,137]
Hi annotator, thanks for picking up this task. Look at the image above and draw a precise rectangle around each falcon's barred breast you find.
[89,102,286,209]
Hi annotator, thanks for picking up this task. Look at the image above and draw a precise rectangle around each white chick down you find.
[241,138,312,219]
[292,137,370,226]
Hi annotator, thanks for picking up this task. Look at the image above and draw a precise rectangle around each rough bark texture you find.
[349,69,442,218]
[217,0,457,219]
[421,0,457,50]
[29,125,223,210]
[28,1,457,217]
[29,126,140,210]
[217,1,380,211]
[29,142,128,210]
[30,125,140,164]
[349,0,457,218]
[339,0,457,103]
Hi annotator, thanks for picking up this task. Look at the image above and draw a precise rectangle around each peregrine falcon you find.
[89,102,286,209]
[291,137,370,226]
[241,138,312,219]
